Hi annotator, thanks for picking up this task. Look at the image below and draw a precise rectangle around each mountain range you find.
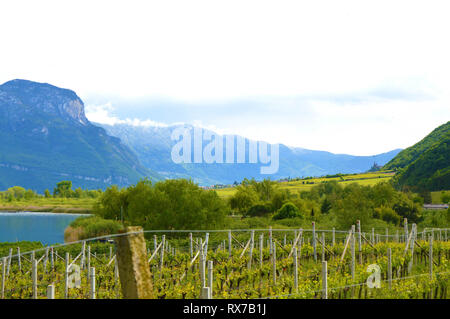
[0,79,403,192]
[98,123,401,186]
[0,79,159,192]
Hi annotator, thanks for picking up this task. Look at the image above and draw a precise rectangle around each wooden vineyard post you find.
[89,267,96,299]
[32,258,37,299]
[408,224,416,274]
[387,248,392,289]
[259,234,264,268]
[64,252,70,299]
[81,241,86,270]
[228,230,232,258]
[269,226,273,255]
[404,218,408,243]
[322,261,327,299]
[87,245,91,277]
[1,257,6,299]
[50,247,54,272]
[115,226,153,299]
[396,230,399,243]
[272,241,277,286]
[160,235,166,272]
[312,222,317,262]
[321,232,325,262]
[207,261,213,298]
[248,230,255,269]
[189,233,193,258]
[199,244,206,289]
[332,228,335,247]
[386,228,389,243]
[200,287,211,299]
[357,220,362,264]
[47,284,55,299]
[351,225,355,280]
[109,246,113,261]
[17,247,21,272]
[293,247,298,292]
[429,234,433,280]
[6,248,12,276]
[371,228,375,245]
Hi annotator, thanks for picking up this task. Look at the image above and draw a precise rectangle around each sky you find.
[1,0,449,155]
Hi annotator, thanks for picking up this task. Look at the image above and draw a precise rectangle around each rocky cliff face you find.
[0,79,159,192]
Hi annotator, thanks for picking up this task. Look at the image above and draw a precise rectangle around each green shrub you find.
[245,203,273,217]
[273,202,304,220]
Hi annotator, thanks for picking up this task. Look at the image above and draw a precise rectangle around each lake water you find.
[0,212,88,245]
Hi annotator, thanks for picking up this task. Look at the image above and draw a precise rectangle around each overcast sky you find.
[1,0,449,155]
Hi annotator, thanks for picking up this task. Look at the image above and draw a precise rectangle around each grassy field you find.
[431,190,450,204]
[215,171,395,199]
[0,197,96,213]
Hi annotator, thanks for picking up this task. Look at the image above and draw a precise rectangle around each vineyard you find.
[0,223,449,299]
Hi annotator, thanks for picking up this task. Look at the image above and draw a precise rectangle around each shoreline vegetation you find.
[1,172,449,245]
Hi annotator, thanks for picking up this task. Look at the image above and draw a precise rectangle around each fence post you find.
[81,241,86,270]
[312,222,317,262]
[259,234,263,268]
[87,245,91,277]
[404,218,408,243]
[200,245,206,289]
[321,232,325,262]
[114,226,153,299]
[32,258,37,299]
[272,241,277,286]
[207,260,213,298]
[47,284,55,299]
[6,248,12,277]
[332,228,335,247]
[387,248,392,289]
[386,228,389,243]
[50,247,54,272]
[200,287,211,299]
[322,261,327,299]
[269,226,273,255]
[293,246,298,292]
[1,257,6,299]
[89,267,96,299]
[64,252,69,299]
[189,233,193,258]
[228,230,232,257]
[160,235,166,272]
[429,234,433,280]
[351,225,355,280]
[17,247,21,272]
[248,230,254,269]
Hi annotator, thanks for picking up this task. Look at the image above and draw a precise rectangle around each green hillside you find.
[384,121,449,170]
[393,135,450,191]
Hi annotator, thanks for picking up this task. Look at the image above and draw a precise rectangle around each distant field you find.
[431,190,450,204]
[215,171,395,199]
[0,197,96,213]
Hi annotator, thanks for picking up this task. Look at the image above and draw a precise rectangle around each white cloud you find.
[85,103,168,127]
[1,0,449,155]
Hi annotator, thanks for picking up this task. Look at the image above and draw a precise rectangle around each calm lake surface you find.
[0,212,87,245]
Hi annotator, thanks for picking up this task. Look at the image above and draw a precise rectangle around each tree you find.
[53,181,74,198]
[273,202,304,220]
[229,185,259,215]
[44,189,51,198]
[440,192,450,204]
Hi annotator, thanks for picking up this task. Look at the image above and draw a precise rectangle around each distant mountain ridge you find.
[0,79,159,192]
[99,123,402,186]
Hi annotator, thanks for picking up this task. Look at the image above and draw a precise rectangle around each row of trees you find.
[0,181,102,201]
[229,178,426,229]
[94,179,227,230]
